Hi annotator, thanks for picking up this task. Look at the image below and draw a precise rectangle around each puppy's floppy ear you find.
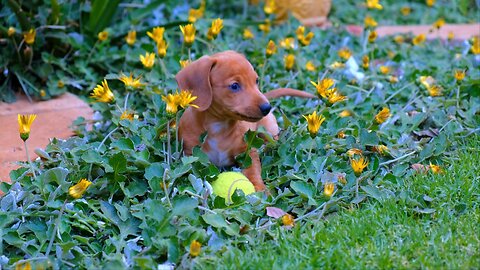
[176,56,216,111]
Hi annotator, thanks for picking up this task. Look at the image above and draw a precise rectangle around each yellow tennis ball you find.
[211,172,255,203]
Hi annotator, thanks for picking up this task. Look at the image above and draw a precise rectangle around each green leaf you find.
[171,196,198,217]
[290,181,316,205]
[202,213,238,236]
[109,153,127,174]
[87,0,121,35]
[145,163,165,181]
[360,129,379,145]
[111,138,135,151]
[39,167,69,190]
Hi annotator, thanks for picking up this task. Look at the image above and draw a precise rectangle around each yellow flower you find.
[188,8,203,23]
[280,37,295,50]
[338,174,347,185]
[374,107,391,124]
[389,75,399,83]
[188,1,205,23]
[120,110,134,121]
[394,35,404,44]
[180,59,191,68]
[368,30,377,43]
[379,65,390,74]
[139,52,155,69]
[366,0,383,10]
[157,39,168,58]
[14,261,31,270]
[264,0,276,14]
[8,27,16,37]
[337,131,346,138]
[57,80,65,88]
[420,76,435,88]
[284,54,295,71]
[69,178,92,199]
[330,62,345,69]
[471,37,480,55]
[351,156,369,176]
[162,93,180,114]
[305,61,316,72]
[97,30,108,41]
[311,78,334,97]
[412,34,426,46]
[429,163,443,174]
[91,80,114,103]
[447,31,454,41]
[178,90,199,109]
[23,29,36,45]
[180,24,196,47]
[337,47,352,60]
[427,85,442,97]
[243,28,254,39]
[119,73,145,89]
[40,89,46,97]
[362,55,370,69]
[347,148,363,157]
[190,240,202,257]
[454,70,465,81]
[299,32,314,46]
[125,30,136,46]
[303,111,325,138]
[426,0,435,7]
[282,213,295,226]
[259,19,271,33]
[400,6,411,16]
[433,18,445,30]
[296,26,305,39]
[325,88,347,104]
[372,145,389,155]
[266,40,277,57]
[207,18,223,40]
[296,26,314,46]
[147,27,165,44]
[324,182,335,197]
[18,114,37,141]
[364,16,377,28]
[339,110,352,118]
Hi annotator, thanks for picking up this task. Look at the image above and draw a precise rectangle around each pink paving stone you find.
[0,93,93,183]
[345,24,480,40]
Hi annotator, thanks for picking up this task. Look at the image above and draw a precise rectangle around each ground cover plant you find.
[1,0,479,269]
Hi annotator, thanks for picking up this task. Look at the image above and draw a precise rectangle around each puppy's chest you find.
[202,123,248,167]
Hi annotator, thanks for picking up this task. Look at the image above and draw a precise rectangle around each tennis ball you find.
[211,172,255,203]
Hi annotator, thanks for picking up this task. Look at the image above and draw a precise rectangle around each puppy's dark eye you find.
[256,78,259,85]
[229,82,241,92]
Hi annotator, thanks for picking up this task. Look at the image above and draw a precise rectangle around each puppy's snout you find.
[259,103,272,116]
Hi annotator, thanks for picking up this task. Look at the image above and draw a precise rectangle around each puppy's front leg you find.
[242,148,266,191]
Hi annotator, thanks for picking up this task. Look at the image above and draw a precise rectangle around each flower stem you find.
[45,198,67,256]
[23,140,36,178]
[167,119,172,166]
[175,113,180,156]
[259,56,268,91]
[97,127,118,151]
[87,40,99,63]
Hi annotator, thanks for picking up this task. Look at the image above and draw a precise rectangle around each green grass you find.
[197,135,480,269]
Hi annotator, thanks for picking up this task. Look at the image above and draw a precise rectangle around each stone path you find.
[346,24,479,40]
[0,93,93,182]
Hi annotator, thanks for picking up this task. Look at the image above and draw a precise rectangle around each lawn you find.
[1,0,479,269]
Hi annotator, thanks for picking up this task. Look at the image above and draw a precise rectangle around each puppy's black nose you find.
[259,103,272,116]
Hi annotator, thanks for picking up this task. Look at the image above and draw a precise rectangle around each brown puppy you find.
[176,51,314,191]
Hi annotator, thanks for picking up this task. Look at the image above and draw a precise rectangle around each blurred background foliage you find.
[0,0,478,102]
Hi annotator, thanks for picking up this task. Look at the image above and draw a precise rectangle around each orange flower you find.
[282,213,295,226]
[189,240,201,257]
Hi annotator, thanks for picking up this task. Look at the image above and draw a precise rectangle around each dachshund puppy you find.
[176,51,314,191]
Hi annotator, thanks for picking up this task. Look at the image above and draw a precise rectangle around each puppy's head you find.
[175,51,271,121]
